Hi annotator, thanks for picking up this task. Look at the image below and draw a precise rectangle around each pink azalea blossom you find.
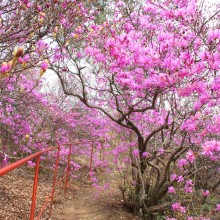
[18,57,23,63]
[177,175,184,182]
[168,186,176,194]
[184,185,193,193]
[41,60,49,71]
[202,190,210,197]
[1,62,11,74]
[178,158,188,168]
[186,150,195,163]
[202,140,220,158]
[23,54,30,63]
[171,174,177,181]
[171,203,186,213]
[142,151,149,157]
[185,179,193,192]
[27,161,36,168]
[132,149,139,157]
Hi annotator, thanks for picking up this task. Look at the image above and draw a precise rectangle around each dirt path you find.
[52,183,138,220]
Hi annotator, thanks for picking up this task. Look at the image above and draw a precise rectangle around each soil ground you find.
[0,166,56,220]
[52,182,139,220]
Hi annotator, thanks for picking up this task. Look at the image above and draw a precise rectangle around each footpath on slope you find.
[0,155,139,220]
[0,167,139,220]
[52,177,139,220]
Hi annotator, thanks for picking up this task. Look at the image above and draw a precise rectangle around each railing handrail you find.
[0,140,97,176]
[0,146,58,176]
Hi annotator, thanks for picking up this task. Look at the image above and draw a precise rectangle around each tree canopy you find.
[0,0,220,219]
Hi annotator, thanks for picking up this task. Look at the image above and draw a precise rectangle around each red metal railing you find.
[0,141,98,220]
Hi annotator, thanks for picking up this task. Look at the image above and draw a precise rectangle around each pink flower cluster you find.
[171,202,186,213]
[202,190,210,197]
[184,180,193,193]
[186,150,195,163]
[168,186,176,194]
[1,62,11,74]
[208,29,220,42]
[171,174,184,183]
[202,140,220,160]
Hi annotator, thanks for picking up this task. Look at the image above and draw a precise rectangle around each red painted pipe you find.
[0,146,58,176]
[30,155,41,220]
[37,170,73,220]
[0,141,95,177]
[65,144,72,196]
[49,146,60,218]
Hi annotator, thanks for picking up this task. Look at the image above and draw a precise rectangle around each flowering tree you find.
[51,0,220,218]
[1,0,220,219]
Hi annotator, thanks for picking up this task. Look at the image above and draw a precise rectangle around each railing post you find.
[30,155,41,220]
[64,144,72,196]
[49,146,60,218]
[89,142,94,172]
